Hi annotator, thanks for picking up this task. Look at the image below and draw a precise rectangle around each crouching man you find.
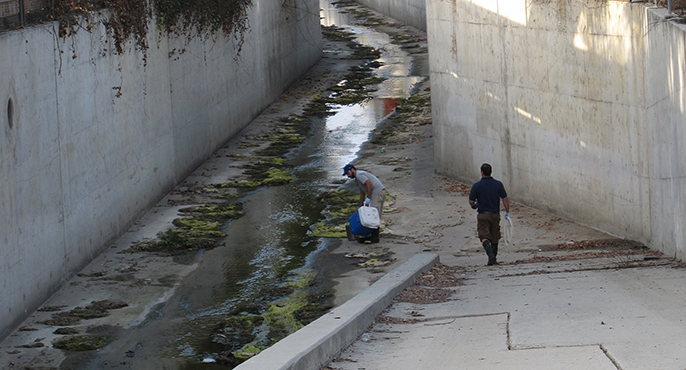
[343,164,385,243]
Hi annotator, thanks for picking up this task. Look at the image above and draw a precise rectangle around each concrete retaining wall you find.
[354,0,426,31]
[427,0,686,258]
[0,0,322,340]
[644,8,686,260]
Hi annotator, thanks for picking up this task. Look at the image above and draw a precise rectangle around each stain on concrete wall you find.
[0,0,322,340]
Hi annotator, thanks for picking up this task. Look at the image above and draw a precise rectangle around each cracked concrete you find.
[325,246,686,370]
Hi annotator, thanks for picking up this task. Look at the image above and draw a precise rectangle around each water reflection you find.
[320,0,353,27]
[71,2,426,369]
[177,0,428,363]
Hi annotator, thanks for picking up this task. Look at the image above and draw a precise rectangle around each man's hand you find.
[470,200,478,209]
[364,197,371,206]
[505,212,511,220]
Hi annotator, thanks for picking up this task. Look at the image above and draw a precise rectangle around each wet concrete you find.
[0,1,430,369]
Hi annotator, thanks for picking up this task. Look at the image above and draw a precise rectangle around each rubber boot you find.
[483,240,496,266]
[491,243,499,265]
[371,228,380,243]
[346,225,356,241]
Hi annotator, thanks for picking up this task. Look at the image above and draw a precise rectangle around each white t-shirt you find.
[355,170,385,195]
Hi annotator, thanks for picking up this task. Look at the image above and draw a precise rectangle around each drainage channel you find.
[58,2,426,369]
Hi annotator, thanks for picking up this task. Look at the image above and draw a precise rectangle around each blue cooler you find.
[349,210,374,237]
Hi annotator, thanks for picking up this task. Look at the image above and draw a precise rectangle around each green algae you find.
[304,27,386,118]
[322,25,354,42]
[262,168,294,185]
[369,89,432,145]
[52,335,112,351]
[285,269,317,289]
[233,344,262,360]
[251,116,310,157]
[308,189,360,238]
[40,300,128,326]
[212,269,332,365]
[217,315,265,351]
[310,222,347,238]
[128,203,244,255]
[54,327,80,335]
[173,218,222,232]
[180,203,243,220]
[228,180,264,188]
[19,342,45,348]
[220,167,294,188]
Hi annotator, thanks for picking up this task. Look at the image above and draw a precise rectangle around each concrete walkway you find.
[325,254,685,370]
[237,232,684,370]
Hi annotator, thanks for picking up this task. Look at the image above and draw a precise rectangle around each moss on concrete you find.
[39,300,128,326]
[129,203,243,255]
[52,335,112,351]
[310,223,347,238]
[212,269,332,365]
[308,189,360,238]
[232,344,262,360]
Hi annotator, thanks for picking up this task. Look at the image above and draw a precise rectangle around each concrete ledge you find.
[234,253,439,370]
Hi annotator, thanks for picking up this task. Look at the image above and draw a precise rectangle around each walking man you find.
[343,164,385,243]
[468,163,510,265]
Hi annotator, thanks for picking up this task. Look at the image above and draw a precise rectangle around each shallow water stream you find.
[62,3,426,369]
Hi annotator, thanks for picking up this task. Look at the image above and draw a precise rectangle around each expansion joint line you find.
[507,341,623,370]
[600,344,624,370]
[412,312,623,369]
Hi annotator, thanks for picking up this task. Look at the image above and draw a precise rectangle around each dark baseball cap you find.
[342,164,355,176]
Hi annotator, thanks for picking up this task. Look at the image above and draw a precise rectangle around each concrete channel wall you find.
[0,0,322,340]
[354,0,427,31]
[427,0,686,259]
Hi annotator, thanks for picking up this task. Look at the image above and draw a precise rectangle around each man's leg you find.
[370,190,385,244]
[371,190,385,215]
[370,228,379,243]
[477,213,496,265]
[483,240,495,265]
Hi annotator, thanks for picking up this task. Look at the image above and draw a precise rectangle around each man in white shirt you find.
[343,164,385,243]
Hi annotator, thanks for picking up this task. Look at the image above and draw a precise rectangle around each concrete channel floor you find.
[236,220,686,370]
[323,258,686,370]
[3,3,686,370]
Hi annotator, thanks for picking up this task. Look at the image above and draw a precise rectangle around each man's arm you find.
[358,190,366,206]
[502,197,510,213]
[364,180,373,197]
[468,184,477,209]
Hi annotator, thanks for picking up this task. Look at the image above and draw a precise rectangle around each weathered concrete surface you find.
[0,7,396,366]
[234,254,438,370]
[427,0,686,259]
[3,4,682,369]
[644,8,686,262]
[0,0,321,341]
[327,254,686,370]
[354,0,426,31]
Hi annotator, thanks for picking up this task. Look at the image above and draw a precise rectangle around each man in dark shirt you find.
[469,163,510,265]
